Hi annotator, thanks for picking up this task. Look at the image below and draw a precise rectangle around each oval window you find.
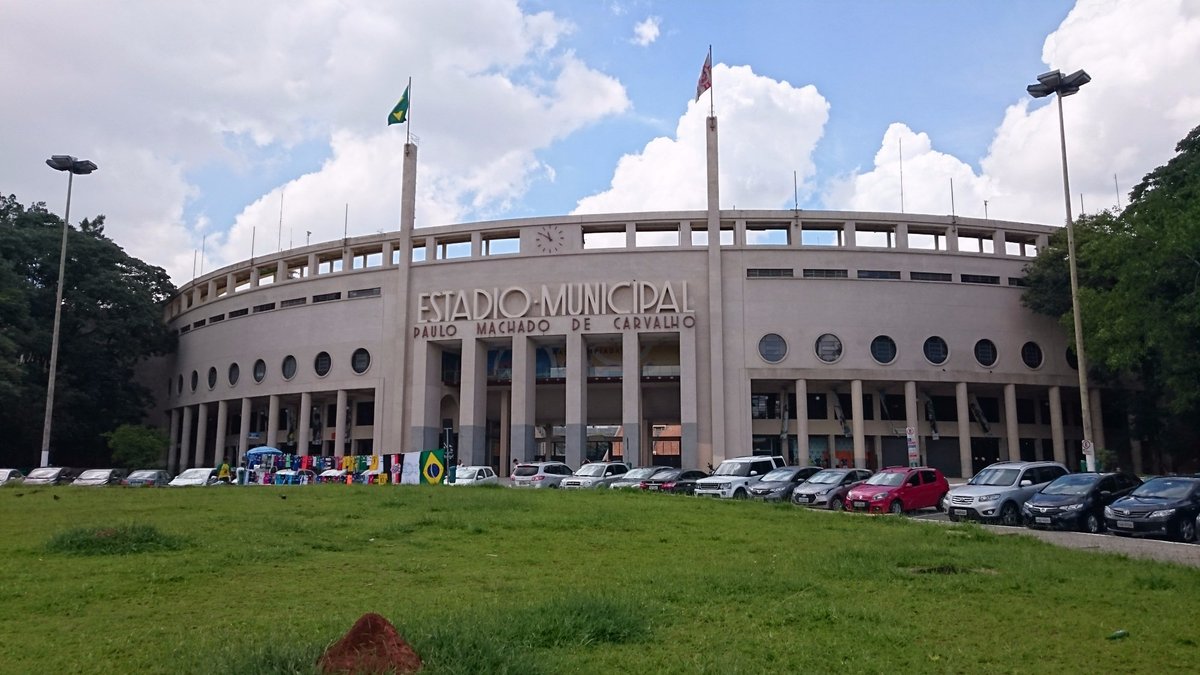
[1021,342,1043,369]
[190,370,198,392]
[923,336,949,365]
[814,334,843,363]
[207,367,217,389]
[282,355,297,380]
[253,359,267,383]
[352,348,371,374]
[870,335,897,364]
[228,363,240,386]
[974,339,998,367]
[314,351,332,377]
[757,334,787,363]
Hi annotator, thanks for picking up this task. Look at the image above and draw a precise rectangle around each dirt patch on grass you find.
[904,564,998,576]
[46,524,187,556]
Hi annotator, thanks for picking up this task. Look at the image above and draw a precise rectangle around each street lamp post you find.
[1027,69,1096,471]
[40,155,98,468]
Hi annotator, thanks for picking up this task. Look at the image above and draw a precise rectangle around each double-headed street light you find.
[1027,69,1095,471]
[40,155,98,468]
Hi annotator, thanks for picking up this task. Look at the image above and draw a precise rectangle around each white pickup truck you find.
[694,455,787,499]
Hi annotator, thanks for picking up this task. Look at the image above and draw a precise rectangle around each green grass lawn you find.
[1,485,1197,674]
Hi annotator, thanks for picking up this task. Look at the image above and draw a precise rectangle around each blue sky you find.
[3,0,1196,282]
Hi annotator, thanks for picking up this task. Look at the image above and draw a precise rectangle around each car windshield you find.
[624,468,662,480]
[865,472,906,487]
[1041,474,1099,496]
[805,470,842,485]
[128,471,157,480]
[454,467,477,479]
[713,462,752,477]
[1132,478,1198,500]
[514,466,540,477]
[78,470,110,480]
[27,468,59,479]
[968,468,1020,486]
[575,464,608,477]
[761,468,797,482]
[178,469,210,480]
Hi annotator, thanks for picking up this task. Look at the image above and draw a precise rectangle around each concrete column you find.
[276,259,287,281]
[895,223,909,251]
[238,397,252,464]
[499,390,511,472]
[1089,388,1106,452]
[904,380,918,440]
[470,231,482,258]
[206,279,217,301]
[194,402,209,467]
[249,267,260,287]
[993,230,1006,256]
[510,336,536,463]
[167,409,181,474]
[266,394,280,449]
[956,383,971,477]
[679,329,699,469]
[680,220,693,247]
[342,247,353,272]
[298,392,312,456]
[307,253,318,275]
[335,390,348,457]
[1049,386,1065,465]
[459,338,488,465]
[621,331,642,465]
[705,115,726,465]
[625,222,636,248]
[1004,384,1020,461]
[844,221,857,247]
[214,400,229,466]
[946,227,959,252]
[850,380,866,468]
[1128,414,1143,475]
[225,273,236,295]
[795,379,809,465]
[373,387,385,458]
[179,406,194,471]
[410,342,442,451]
[565,332,588,468]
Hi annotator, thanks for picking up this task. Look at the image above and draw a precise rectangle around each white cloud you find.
[632,17,661,47]
[573,64,830,214]
[829,0,1200,224]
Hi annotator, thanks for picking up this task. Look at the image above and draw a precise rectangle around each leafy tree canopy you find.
[105,424,169,469]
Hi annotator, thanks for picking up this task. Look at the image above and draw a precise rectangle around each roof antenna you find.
[1114,173,1122,210]
[949,178,956,218]
[983,199,989,220]
[899,136,905,213]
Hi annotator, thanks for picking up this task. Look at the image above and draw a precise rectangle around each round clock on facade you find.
[534,225,566,254]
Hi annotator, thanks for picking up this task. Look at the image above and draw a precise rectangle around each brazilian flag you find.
[388,84,410,126]
[420,449,446,484]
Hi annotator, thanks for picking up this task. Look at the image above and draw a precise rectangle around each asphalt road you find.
[909,510,1200,568]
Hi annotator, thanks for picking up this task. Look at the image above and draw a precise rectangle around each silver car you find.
[945,461,1069,525]
[509,462,573,488]
[609,466,674,489]
[72,468,127,486]
[0,469,24,486]
[562,462,629,489]
[791,468,873,510]
[22,466,75,486]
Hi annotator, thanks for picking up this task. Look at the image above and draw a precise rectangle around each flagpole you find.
[406,76,412,145]
[707,45,714,118]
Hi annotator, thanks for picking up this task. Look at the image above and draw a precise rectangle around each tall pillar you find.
[238,397,252,464]
[386,143,417,465]
[904,380,919,460]
[565,332,588,467]
[214,400,229,466]
[956,383,971,477]
[679,329,699,469]
[850,379,866,468]
[499,390,511,472]
[1089,388,1106,452]
[167,408,181,474]
[705,115,727,464]
[1049,386,1065,465]
[180,405,194,471]
[266,394,280,449]
[194,402,209,467]
[794,379,809,465]
[373,387,385,458]
[621,331,642,465]
[298,392,312,456]
[410,341,441,451]
[1004,383,1020,461]
[335,389,348,457]
[510,336,536,463]
[459,338,488,465]
[1128,414,1143,475]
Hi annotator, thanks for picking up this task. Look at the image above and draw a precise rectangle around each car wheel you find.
[999,502,1020,527]
[1178,517,1197,543]
[1083,513,1102,534]
[948,513,960,523]
[889,500,904,515]
[830,497,844,512]
[549,483,559,489]
[935,493,948,512]
[733,488,747,500]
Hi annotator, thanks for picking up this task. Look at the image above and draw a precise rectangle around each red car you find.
[845,466,949,514]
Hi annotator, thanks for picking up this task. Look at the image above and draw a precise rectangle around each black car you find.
[1023,472,1142,533]
[640,468,709,495]
[748,466,823,501]
[1104,476,1200,543]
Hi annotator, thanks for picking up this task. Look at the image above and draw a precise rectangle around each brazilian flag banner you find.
[420,449,446,484]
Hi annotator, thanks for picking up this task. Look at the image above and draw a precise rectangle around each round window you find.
[923,336,949,365]
[253,359,267,383]
[282,355,297,380]
[207,367,217,389]
[870,335,897,364]
[228,363,240,386]
[974,339,998,367]
[1021,342,1043,369]
[315,351,332,376]
[1066,347,1078,370]
[757,334,787,363]
[177,374,184,394]
[814,334,843,363]
[190,370,198,392]
[351,348,371,374]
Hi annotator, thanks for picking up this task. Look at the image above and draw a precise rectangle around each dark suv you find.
[1023,472,1141,533]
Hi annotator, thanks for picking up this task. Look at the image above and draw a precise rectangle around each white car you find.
[168,467,220,486]
[449,465,499,486]
[694,455,786,499]
[561,462,629,489]
[0,468,24,486]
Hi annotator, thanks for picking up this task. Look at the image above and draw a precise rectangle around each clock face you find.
[534,225,566,254]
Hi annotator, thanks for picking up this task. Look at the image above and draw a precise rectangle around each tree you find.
[0,195,177,469]
[105,424,169,469]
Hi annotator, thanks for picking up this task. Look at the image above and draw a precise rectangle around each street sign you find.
[1081,439,1094,456]
[905,427,919,467]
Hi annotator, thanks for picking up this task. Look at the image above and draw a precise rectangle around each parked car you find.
[123,470,172,487]
[0,468,24,486]
[944,461,1069,525]
[748,466,823,501]
[640,468,710,495]
[845,466,949,514]
[608,466,674,489]
[562,462,629,489]
[168,467,220,487]
[1023,472,1142,533]
[72,468,128,486]
[694,455,786,499]
[450,465,499,486]
[509,462,574,489]
[791,468,873,510]
[1105,476,1200,543]
[22,467,75,486]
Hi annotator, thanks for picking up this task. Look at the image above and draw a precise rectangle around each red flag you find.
[696,50,712,101]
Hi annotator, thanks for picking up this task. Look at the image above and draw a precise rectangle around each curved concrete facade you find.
[157,204,1107,480]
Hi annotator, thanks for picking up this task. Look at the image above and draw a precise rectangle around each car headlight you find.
[872,493,886,501]
[1021,501,1032,513]
[770,486,787,493]
[1061,503,1085,511]
[1148,509,1176,519]
[978,494,1001,503]
[1104,506,1115,518]
[817,488,832,495]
